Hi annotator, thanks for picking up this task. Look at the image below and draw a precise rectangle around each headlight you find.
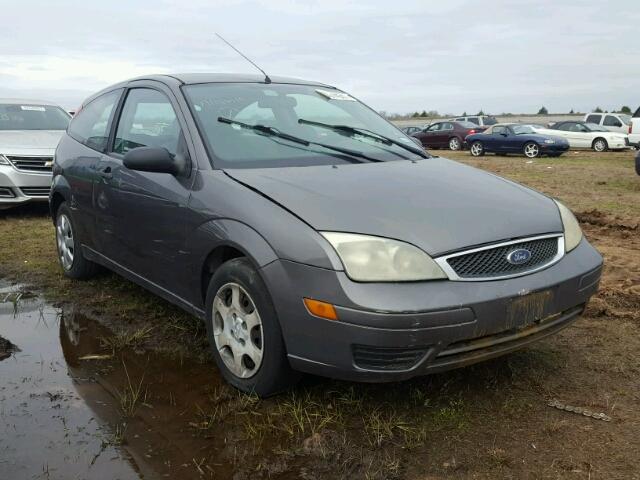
[0,154,10,165]
[554,200,582,252]
[320,232,447,282]
[544,139,555,144]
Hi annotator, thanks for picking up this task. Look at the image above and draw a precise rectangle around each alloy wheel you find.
[594,139,606,152]
[449,137,461,151]
[212,282,263,379]
[470,142,483,156]
[524,143,539,158]
[56,214,75,271]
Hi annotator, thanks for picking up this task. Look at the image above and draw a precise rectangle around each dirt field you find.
[0,149,638,479]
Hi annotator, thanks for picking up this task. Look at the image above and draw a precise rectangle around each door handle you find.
[98,166,113,179]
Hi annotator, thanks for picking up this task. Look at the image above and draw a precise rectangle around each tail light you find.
[469,129,476,135]
[629,122,633,134]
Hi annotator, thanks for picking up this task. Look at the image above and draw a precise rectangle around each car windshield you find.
[585,123,608,132]
[483,116,498,125]
[512,125,536,134]
[0,104,70,130]
[184,83,420,168]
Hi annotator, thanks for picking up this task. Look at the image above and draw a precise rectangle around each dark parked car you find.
[412,121,485,151]
[400,125,424,135]
[51,74,602,396]
[467,124,570,158]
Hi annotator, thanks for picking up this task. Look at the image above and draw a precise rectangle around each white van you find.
[583,112,631,134]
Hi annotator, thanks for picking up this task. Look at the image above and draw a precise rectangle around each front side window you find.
[558,122,575,131]
[493,126,507,135]
[0,103,70,131]
[511,125,535,135]
[427,123,442,132]
[114,89,181,156]
[68,89,121,151]
[586,114,602,124]
[184,83,420,169]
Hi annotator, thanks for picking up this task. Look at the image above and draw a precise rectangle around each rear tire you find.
[470,141,485,157]
[55,202,100,280]
[592,138,608,152]
[523,142,540,158]
[448,137,462,151]
[204,257,299,397]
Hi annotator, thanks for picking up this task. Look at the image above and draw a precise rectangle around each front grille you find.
[6,155,53,173]
[19,187,50,197]
[446,236,559,279]
[353,345,428,371]
[0,187,15,198]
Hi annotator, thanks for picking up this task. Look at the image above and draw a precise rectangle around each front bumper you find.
[0,165,51,208]
[261,238,603,382]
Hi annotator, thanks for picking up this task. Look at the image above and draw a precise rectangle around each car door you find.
[483,125,506,152]
[417,123,441,148]
[438,122,455,147]
[94,84,196,299]
[500,126,522,153]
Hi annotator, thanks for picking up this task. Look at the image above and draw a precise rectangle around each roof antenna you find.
[215,33,271,84]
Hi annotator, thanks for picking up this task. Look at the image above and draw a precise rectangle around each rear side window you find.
[68,89,122,151]
[484,116,498,125]
[586,114,602,124]
[467,117,480,125]
[114,89,181,156]
[603,115,621,127]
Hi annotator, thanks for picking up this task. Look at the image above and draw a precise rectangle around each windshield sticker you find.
[21,105,46,111]
[315,89,356,101]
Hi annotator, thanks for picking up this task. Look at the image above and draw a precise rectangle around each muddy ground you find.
[0,150,638,479]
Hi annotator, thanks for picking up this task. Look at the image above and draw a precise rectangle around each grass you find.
[117,361,148,418]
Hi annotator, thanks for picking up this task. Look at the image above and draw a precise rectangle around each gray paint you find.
[52,74,603,382]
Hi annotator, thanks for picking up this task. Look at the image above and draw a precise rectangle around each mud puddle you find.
[0,283,254,479]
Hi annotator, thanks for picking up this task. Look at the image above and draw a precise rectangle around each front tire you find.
[448,137,462,151]
[55,202,100,279]
[205,258,298,397]
[470,141,485,157]
[592,138,608,152]
[523,142,540,158]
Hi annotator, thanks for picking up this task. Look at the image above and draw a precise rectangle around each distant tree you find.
[538,106,548,115]
[412,111,420,118]
[620,106,632,114]
[594,106,603,113]
[427,110,439,117]
[462,111,467,116]
[477,109,485,116]
[569,108,575,114]
[420,110,428,117]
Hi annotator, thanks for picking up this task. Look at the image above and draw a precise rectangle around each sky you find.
[1,0,638,115]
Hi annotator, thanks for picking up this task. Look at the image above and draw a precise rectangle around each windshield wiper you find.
[298,118,428,158]
[218,117,383,163]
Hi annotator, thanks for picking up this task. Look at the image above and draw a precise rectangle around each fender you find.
[185,218,279,307]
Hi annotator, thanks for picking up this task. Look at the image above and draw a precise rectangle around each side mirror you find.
[123,147,187,176]
[500,132,508,137]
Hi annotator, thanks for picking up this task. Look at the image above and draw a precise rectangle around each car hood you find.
[0,130,65,154]
[224,158,563,256]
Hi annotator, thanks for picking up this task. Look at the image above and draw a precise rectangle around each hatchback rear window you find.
[0,104,70,130]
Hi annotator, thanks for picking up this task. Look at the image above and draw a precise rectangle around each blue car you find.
[466,124,569,159]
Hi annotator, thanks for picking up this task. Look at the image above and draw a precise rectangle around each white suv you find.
[583,112,631,134]
[453,115,498,127]
[629,107,640,148]
[0,99,70,209]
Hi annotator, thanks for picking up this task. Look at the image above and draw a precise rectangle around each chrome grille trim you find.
[6,155,54,173]
[434,234,565,282]
[19,186,51,197]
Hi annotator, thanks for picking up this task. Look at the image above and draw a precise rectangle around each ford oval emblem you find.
[506,248,532,265]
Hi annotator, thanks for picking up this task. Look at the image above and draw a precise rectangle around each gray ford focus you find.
[51,74,603,396]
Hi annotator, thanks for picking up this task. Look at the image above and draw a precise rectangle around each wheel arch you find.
[194,219,279,308]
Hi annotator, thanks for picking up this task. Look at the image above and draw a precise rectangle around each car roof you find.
[0,98,63,106]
